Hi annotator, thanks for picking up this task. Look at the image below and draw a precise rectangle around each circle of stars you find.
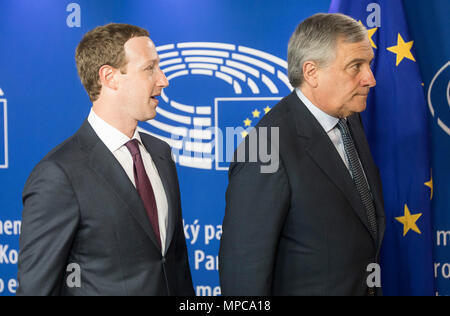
[241,106,271,138]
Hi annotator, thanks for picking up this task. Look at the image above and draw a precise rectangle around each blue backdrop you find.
[0,0,448,296]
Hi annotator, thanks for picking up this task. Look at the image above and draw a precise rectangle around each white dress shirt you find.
[296,88,351,172]
[88,109,168,253]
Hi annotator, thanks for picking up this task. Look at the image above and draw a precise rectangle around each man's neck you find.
[299,85,336,118]
[92,102,137,139]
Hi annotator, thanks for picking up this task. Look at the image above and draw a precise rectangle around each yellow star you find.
[241,131,248,138]
[264,106,271,114]
[386,33,416,66]
[425,173,433,200]
[244,118,252,127]
[252,109,261,118]
[358,21,377,49]
[395,204,422,237]
[367,27,378,49]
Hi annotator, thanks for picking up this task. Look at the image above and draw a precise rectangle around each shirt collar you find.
[87,108,142,153]
[295,88,339,133]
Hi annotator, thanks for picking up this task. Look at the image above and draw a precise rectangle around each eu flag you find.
[330,0,434,295]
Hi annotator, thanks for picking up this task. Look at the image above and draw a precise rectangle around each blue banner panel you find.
[0,98,6,168]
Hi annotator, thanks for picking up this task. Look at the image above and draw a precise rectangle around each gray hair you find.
[288,13,368,88]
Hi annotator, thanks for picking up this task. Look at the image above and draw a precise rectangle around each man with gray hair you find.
[219,13,385,296]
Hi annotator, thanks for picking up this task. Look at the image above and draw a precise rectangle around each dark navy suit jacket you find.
[219,91,386,296]
[17,120,194,296]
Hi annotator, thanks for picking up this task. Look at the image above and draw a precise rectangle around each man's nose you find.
[158,68,169,88]
[361,66,376,88]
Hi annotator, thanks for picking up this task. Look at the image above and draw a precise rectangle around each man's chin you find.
[146,113,157,121]
[138,110,157,122]
[351,101,368,114]
[358,102,368,112]
[145,102,158,120]
[339,104,367,118]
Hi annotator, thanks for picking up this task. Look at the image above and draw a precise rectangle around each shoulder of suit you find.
[24,132,84,185]
[233,94,293,162]
[254,93,291,129]
[31,123,94,174]
[40,132,83,164]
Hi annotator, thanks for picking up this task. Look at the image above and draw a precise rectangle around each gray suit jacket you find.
[17,120,194,296]
[219,91,386,296]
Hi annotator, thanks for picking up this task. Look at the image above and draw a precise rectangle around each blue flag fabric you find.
[329,0,434,295]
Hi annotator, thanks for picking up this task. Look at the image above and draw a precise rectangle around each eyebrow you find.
[143,58,160,68]
[345,57,374,68]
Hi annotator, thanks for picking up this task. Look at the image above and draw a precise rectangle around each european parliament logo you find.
[428,60,450,136]
[0,87,8,169]
[137,42,293,170]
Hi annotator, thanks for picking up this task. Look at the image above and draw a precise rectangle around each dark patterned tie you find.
[337,119,378,242]
[125,139,161,249]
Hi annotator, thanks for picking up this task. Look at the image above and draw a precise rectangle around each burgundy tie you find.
[125,139,161,249]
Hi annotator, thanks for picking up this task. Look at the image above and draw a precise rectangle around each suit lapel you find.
[287,93,376,245]
[76,120,162,250]
[140,133,177,256]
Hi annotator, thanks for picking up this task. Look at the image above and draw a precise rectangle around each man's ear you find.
[98,65,119,91]
[302,61,319,88]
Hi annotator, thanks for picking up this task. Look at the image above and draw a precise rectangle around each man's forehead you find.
[337,38,374,61]
[125,36,155,50]
[124,36,158,60]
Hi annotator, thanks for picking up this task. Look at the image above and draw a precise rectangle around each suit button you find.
[162,257,166,264]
